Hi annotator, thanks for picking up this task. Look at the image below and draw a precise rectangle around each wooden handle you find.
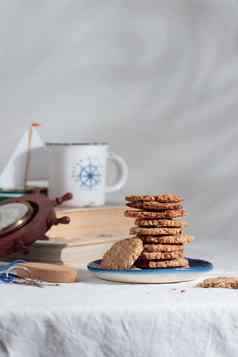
[52,193,73,206]
[16,262,78,283]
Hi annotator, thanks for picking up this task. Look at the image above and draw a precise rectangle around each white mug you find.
[47,143,128,207]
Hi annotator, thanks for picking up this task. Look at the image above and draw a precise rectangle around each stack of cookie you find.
[125,194,192,269]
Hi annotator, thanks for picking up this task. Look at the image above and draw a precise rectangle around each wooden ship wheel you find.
[0,191,72,258]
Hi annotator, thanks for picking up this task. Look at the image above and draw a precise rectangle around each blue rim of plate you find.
[87,258,213,274]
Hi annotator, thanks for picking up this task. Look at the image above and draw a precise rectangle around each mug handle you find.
[106,152,128,193]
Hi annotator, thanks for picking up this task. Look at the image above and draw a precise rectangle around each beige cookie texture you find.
[130,226,182,236]
[126,194,183,203]
[135,257,189,269]
[138,234,193,244]
[100,238,143,270]
[143,243,184,252]
[140,251,184,260]
[124,209,187,219]
[127,201,183,210]
[198,277,238,289]
[143,201,183,211]
[135,218,188,228]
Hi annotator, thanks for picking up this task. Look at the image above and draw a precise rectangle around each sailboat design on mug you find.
[0,123,48,197]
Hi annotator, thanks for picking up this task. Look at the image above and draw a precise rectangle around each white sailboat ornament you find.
[0,123,48,195]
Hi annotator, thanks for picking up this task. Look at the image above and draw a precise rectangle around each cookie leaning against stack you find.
[100,238,143,270]
[125,194,192,269]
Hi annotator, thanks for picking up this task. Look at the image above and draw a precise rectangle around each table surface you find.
[0,240,238,357]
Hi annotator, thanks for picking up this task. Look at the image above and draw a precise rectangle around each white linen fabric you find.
[0,243,238,357]
[0,274,238,357]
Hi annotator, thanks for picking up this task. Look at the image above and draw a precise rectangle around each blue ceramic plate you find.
[87,258,213,284]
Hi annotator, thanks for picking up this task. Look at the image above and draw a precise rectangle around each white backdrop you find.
[0,1,238,243]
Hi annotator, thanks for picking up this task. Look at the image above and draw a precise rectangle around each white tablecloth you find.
[0,240,238,357]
